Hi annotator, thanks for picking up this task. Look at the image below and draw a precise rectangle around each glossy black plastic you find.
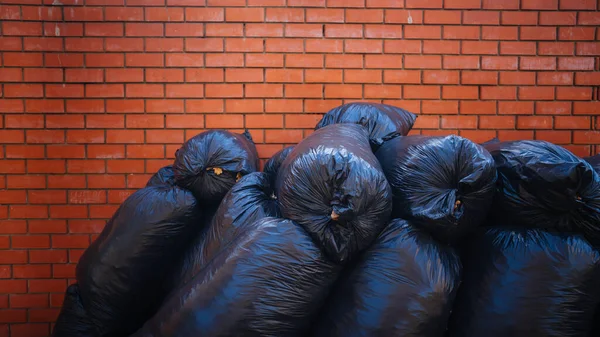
[75,185,203,337]
[315,102,417,144]
[131,217,341,337]
[146,165,175,187]
[263,145,294,185]
[448,227,600,337]
[52,284,96,337]
[484,140,600,245]
[313,218,461,337]
[276,123,393,264]
[376,135,497,243]
[173,130,259,205]
[584,154,600,172]
[169,172,280,290]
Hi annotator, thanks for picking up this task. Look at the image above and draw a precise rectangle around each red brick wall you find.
[1,0,599,335]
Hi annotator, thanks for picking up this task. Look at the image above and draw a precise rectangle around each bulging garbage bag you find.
[146,165,175,187]
[276,123,393,264]
[448,227,600,337]
[76,185,203,337]
[173,130,259,205]
[313,218,462,337]
[585,154,600,172]
[263,146,294,185]
[375,135,497,243]
[131,217,342,337]
[169,172,280,290]
[483,140,600,245]
[52,284,96,337]
[315,102,417,145]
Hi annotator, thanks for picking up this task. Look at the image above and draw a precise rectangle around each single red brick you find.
[405,0,442,8]
[404,55,440,69]
[482,56,518,70]
[186,99,225,113]
[325,24,363,38]
[46,115,85,129]
[53,264,77,278]
[186,8,225,22]
[463,41,498,55]
[442,86,478,99]
[422,41,459,55]
[306,8,344,22]
[539,12,576,25]
[5,115,44,129]
[44,53,84,68]
[325,54,363,69]
[47,175,86,189]
[106,130,144,143]
[423,70,459,84]
[325,84,364,98]
[346,40,383,54]
[578,12,600,25]
[145,7,184,21]
[105,38,144,52]
[556,87,592,100]
[126,23,163,37]
[385,9,424,24]
[125,53,164,67]
[86,84,125,98]
[4,84,43,98]
[383,70,421,84]
[443,56,480,69]
[559,27,595,41]
[27,159,66,174]
[443,26,480,40]
[245,23,284,37]
[538,101,572,115]
[28,190,67,204]
[65,37,104,52]
[482,26,518,40]
[28,220,67,234]
[481,86,517,100]
[423,10,461,24]
[537,72,573,85]
[461,101,497,115]
[205,114,244,128]
[105,7,143,21]
[500,41,536,55]
[2,21,42,36]
[285,84,323,98]
[26,130,64,144]
[522,0,558,9]
[43,23,83,37]
[65,129,104,143]
[559,0,595,9]
[3,52,42,67]
[499,72,536,85]
[146,38,184,52]
[344,69,381,84]
[462,71,498,85]
[499,101,534,115]
[517,116,553,130]
[265,99,303,113]
[405,25,441,39]
[405,85,441,99]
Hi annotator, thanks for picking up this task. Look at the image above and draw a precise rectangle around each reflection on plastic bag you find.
[313,218,461,337]
[448,227,600,337]
[131,218,341,337]
[173,130,259,205]
[276,124,392,263]
[376,135,497,243]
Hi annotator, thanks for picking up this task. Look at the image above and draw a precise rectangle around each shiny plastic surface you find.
[313,218,461,337]
[484,140,600,245]
[173,130,259,205]
[276,123,393,264]
[52,284,96,337]
[131,217,341,337]
[315,102,417,143]
[170,172,280,290]
[376,135,497,243]
[263,145,294,185]
[146,165,175,187]
[584,154,600,172]
[448,227,600,337]
[75,185,203,337]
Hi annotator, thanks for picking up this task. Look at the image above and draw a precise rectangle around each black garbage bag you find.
[584,154,600,172]
[52,284,96,337]
[315,102,417,145]
[173,130,259,205]
[146,165,175,187]
[312,218,462,337]
[276,123,393,264]
[263,146,294,185]
[483,140,600,245]
[76,185,203,337]
[375,135,497,243]
[168,172,280,290]
[131,217,342,337]
[448,227,600,337]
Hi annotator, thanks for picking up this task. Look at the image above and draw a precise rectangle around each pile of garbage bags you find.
[53,102,600,337]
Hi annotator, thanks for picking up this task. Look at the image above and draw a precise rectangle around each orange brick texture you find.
[1,0,600,335]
